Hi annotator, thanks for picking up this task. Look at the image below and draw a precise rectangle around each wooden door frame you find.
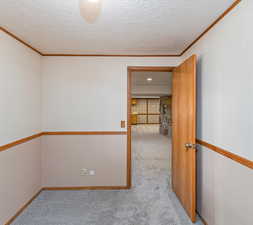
[127,66,175,188]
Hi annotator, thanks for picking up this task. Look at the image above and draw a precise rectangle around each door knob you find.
[185,143,197,150]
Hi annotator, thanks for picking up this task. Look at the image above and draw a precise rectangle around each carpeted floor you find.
[12,125,203,225]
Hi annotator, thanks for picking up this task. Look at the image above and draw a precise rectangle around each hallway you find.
[11,125,202,225]
[131,125,203,225]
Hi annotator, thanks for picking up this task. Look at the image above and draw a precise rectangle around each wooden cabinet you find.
[131,99,137,105]
[131,114,137,125]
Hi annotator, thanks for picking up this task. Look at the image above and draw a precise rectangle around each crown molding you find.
[179,0,241,56]
[0,27,43,55]
[42,53,180,57]
[1,0,241,57]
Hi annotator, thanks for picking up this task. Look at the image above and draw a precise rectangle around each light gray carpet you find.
[12,125,203,225]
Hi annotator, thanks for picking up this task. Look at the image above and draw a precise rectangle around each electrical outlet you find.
[89,170,95,176]
[80,168,88,176]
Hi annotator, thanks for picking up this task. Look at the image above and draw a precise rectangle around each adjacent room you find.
[130,70,182,222]
[0,0,252,225]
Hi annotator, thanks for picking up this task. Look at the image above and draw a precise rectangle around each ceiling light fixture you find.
[147,78,152,81]
[79,0,102,24]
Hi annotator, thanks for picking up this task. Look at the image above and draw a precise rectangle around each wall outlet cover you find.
[89,170,95,176]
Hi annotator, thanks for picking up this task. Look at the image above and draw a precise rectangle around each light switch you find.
[121,120,126,128]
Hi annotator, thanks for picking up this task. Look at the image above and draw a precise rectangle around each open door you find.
[172,55,197,222]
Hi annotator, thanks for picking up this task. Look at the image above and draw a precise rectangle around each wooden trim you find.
[0,27,43,56]
[136,123,160,125]
[137,113,160,115]
[146,99,149,123]
[42,131,127,135]
[197,139,253,170]
[132,97,161,99]
[42,54,179,57]
[0,133,43,152]
[1,1,241,58]
[4,189,43,225]
[41,0,243,57]
[180,0,242,56]
[127,66,173,188]
[42,186,129,191]
[196,211,208,225]
[128,66,174,72]
[136,123,159,124]
[0,131,127,152]
[0,27,177,57]
[127,68,132,188]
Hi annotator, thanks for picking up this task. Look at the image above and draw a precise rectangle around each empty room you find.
[0,0,252,225]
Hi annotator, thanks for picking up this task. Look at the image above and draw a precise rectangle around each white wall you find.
[40,56,180,187]
[182,0,253,161]
[42,135,127,187]
[41,57,180,131]
[0,31,41,145]
[1,1,253,224]
[0,139,41,225]
[180,1,253,225]
[0,30,42,224]
[197,146,253,225]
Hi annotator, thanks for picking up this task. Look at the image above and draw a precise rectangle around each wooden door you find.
[172,55,197,222]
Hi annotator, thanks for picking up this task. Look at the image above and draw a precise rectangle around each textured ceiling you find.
[132,71,172,96]
[0,0,234,54]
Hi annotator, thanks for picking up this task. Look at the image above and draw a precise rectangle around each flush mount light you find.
[79,0,102,24]
[147,78,153,81]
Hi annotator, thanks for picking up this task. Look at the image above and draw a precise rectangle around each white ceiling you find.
[0,0,234,55]
[132,71,171,86]
[132,71,172,96]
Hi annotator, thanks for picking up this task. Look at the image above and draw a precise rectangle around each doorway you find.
[127,56,197,223]
[127,67,174,187]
